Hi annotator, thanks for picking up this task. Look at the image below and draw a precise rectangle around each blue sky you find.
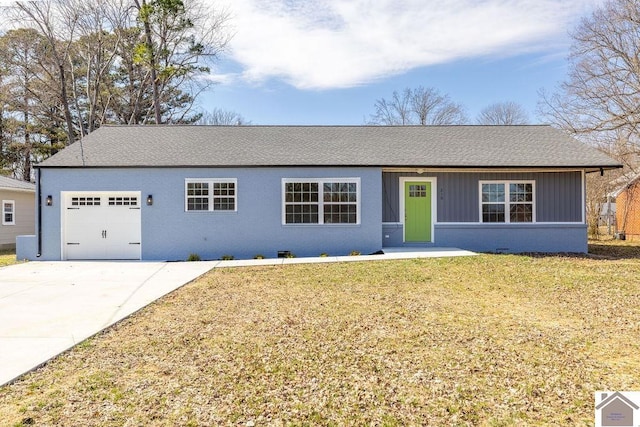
[201,0,605,125]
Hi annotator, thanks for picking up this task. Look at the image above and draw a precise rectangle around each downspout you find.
[36,167,42,258]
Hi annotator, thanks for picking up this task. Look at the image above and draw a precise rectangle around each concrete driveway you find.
[0,261,217,386]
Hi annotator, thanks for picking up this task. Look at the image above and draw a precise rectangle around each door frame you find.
[399,177,437,243]
[61,191,142,260]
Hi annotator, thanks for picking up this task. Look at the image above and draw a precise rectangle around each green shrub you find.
[320,252,329,257]
[349,250,361,256]
[221,255,235,261]
[186,253,201,261]
[285,252,296,258]
[254,254,265,259]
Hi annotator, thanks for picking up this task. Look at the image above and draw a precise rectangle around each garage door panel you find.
[104,204,141,259]
[63,192,141,260]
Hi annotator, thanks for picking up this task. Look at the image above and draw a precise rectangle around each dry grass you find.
[0,249,18,267]
[1,245,640,426]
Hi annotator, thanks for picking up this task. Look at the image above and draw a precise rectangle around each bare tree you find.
[197,108,250,125]
[477,101,529,125]
[537,0,640,237]
[67,0,128,135]
[369,86,467,125]
[12,0,81,145]
[537,0,640,161]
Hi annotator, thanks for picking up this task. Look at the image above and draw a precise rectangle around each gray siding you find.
[32,167,382,260]
[383,171,583,223]
[0,190,35,249]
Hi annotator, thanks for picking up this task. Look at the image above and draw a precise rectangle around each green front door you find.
[404,181,432,242]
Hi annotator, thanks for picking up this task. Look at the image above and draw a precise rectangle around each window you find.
[108,196,138,206]
[409,184,427,198]
[283,178,360,225]
[185,179,237,212]
[71,196,101,206]
[2,200,15,225]
[480,181,534,223]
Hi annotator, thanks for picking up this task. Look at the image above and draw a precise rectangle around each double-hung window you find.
[283,178,360,225]
[185,179,237,212]
[2,200,15,225]
[480,181,534,223]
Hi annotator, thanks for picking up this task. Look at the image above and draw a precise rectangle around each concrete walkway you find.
[0,247,475,386]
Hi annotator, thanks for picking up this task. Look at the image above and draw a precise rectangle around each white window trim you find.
[281,178,361,225]
[479,180,536,223]
[2,200,15,225]
[185,178,238,212]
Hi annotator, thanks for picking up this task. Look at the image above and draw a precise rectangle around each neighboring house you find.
[16,125,621,261]
[611,173,640,238]
[0,176,35,250]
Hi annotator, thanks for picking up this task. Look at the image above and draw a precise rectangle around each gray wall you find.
[33,167,382,260]
[383,171,583,223]
[0,190,35,249]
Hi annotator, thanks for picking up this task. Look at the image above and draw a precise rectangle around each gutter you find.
[36,168,42,258]
[35,164,624,170]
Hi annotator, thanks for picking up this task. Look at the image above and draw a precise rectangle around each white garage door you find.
[63,192,141,260]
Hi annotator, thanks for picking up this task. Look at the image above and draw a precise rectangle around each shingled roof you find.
[0,175,35,191]
[37,125,621,171]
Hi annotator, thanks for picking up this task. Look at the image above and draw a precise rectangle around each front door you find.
[404,181,432,242]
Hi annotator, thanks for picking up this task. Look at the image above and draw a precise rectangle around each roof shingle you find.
[0,175,35,191]
[36,125,621,171]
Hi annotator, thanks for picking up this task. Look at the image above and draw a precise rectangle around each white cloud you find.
[218,0,603,90]
[200,72,239,85]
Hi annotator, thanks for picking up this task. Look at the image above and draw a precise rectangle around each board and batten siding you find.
[382,171,583,223]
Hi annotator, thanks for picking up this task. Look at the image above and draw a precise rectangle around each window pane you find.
[285,182,319,224]
[324,204,357,224]
[509,183,533,203]
[213,197,235,211]
[510,204,533,222]
[482,183,505,203]
[187,197,209,211]
[187,182,208,196]
[482,204,505,223]
[409,184,427,197]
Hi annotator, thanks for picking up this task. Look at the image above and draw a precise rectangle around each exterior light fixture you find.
[146,194,153,206]
[46,195,53,206]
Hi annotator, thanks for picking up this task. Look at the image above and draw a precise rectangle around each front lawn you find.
[1,246,639,425]
[0,249,17,267]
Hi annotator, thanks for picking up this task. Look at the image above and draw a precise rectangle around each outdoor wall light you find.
[146,194,153,206]
[46,195,53,206]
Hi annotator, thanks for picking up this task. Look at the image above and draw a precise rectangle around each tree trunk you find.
[140,0,162,124]
[58,63,76,145]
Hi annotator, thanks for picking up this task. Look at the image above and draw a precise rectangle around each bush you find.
[221,255,234,260]
[349,250,361,256]
[254,254,265,259]
[187,253,201,261]
[320,252,329,257]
